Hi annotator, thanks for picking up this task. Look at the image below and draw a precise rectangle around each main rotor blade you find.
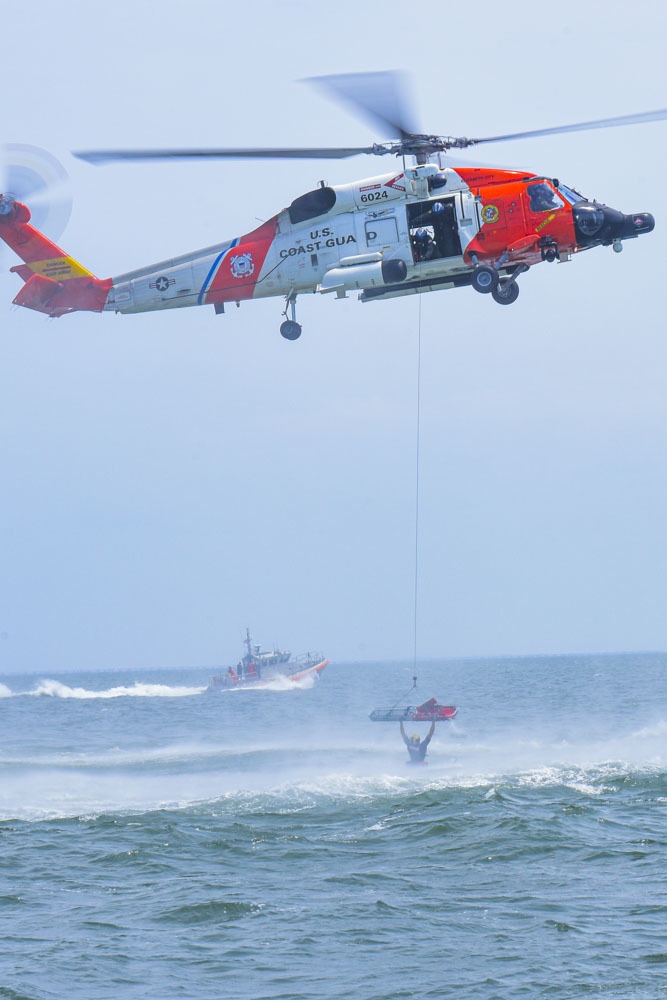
[74,146,375,165]
[471,107,667,146]
[306,71,419,141]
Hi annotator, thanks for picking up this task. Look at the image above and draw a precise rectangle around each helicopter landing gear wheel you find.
[280,289,301,340]
[491,277,520,305]
[280,320,302,340]
[471,264,498,294]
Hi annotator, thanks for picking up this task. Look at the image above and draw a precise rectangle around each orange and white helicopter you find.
[0,72,662,339]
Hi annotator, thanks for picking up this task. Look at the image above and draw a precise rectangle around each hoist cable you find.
[411,294,423,692]
[384,295,423,714]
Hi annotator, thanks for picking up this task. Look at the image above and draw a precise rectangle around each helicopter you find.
[0,72,662,339]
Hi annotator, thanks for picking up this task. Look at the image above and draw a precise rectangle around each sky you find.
[1,0,667,673]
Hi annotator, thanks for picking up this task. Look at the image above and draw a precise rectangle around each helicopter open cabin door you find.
[407,196,463,263]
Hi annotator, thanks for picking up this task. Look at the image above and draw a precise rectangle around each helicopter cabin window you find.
[526,181,565,213]
[365,217,399,248]
[407,198,462,262]
[288,186,337,225]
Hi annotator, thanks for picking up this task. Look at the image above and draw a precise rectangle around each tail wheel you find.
[471,264,498,294]
[491,278,520,305]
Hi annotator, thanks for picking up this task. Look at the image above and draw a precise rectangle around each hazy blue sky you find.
[1,0,666,672]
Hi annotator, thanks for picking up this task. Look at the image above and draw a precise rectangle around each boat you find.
[207,628,328,691]
[369,696,458,722]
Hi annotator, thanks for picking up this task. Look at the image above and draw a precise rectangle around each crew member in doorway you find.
[400,720,435,763]
[413,227,437,262]
[431,201,459,258]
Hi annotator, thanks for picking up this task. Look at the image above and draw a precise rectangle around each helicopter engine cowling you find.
[318,257,407,293]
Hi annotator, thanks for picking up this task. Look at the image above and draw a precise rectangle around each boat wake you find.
[26,679,206,699]
[225,673,318,693]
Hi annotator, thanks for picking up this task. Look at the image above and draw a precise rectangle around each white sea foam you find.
[632,718,667,739]
[29,679,206,699]
[224,673,317,693]
[1,750,663,823]
[0,740,236,769]
[0,683,13,698]
[0,769,224,822]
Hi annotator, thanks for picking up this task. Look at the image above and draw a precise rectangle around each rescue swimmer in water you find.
[400,720,435,764]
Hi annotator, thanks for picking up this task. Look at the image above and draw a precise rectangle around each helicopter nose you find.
[572,202,655,247]
[622,211,654,237]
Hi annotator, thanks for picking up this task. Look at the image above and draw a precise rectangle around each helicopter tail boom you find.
[0,197,111,316]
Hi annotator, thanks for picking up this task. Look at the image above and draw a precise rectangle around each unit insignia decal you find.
[481,204,500,224]
[230,252,255,279]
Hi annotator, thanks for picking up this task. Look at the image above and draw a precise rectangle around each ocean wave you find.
[158,900,264,924]
[633,719,667,739]
[2,732,665,824]
[2,758,665,825]
[0,741,229,769]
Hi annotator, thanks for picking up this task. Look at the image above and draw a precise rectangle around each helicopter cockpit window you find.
[288,186,337,225]
[526,182,565,213]
[556,183,585,206]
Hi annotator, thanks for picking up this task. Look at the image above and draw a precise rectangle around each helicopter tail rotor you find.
[1,144,72,257]
[0,147,113,318]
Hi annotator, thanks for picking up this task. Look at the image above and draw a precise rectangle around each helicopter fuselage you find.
[0,161,654,329]
[99,162,656,320]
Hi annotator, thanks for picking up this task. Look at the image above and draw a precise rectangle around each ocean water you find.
[1,653,666,1000]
